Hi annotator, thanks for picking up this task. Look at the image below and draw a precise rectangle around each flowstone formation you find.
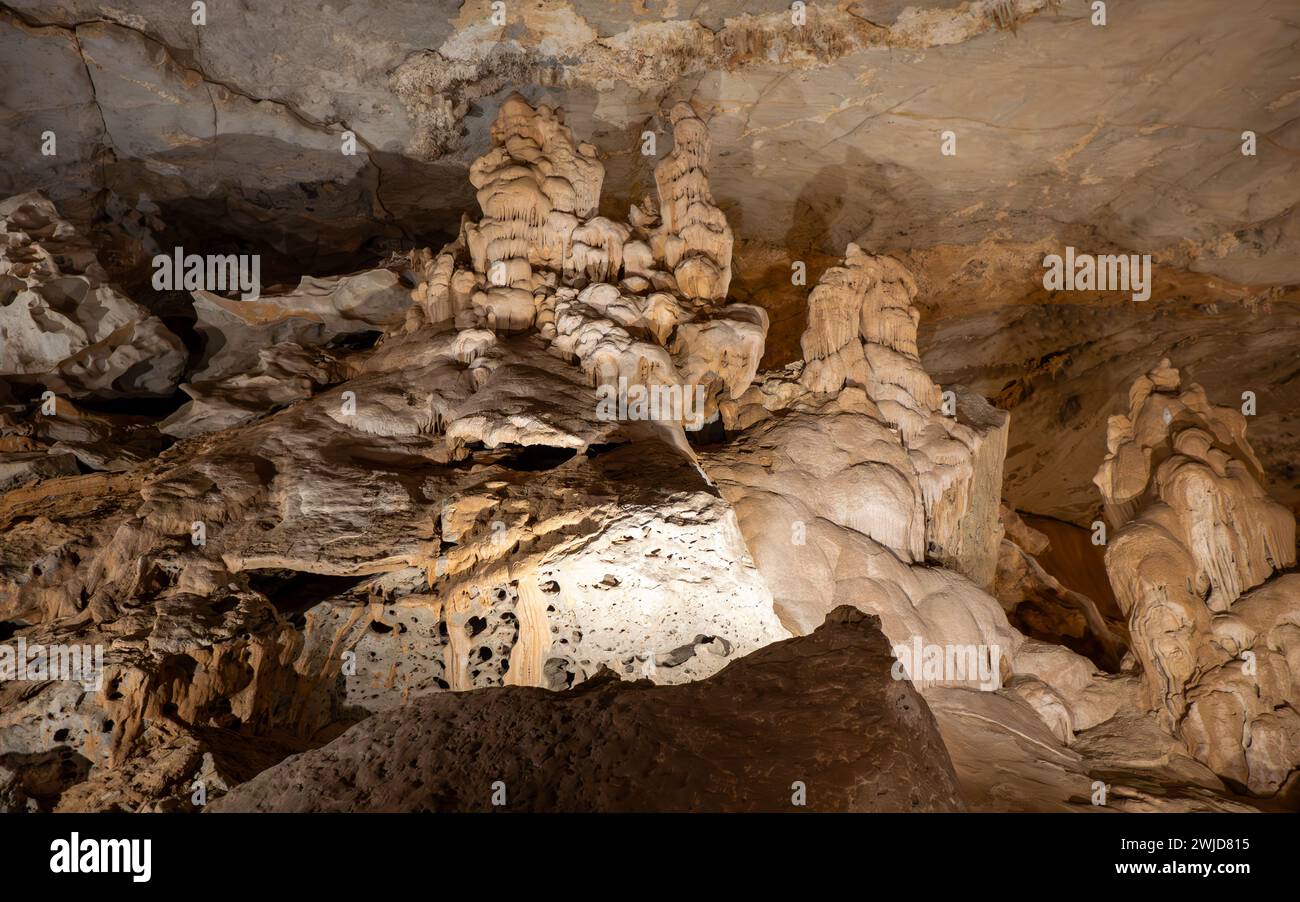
[800,246,1008,588]
[702,244,1014,648]
[1095,360,1300,795]
[695,241,1144,793]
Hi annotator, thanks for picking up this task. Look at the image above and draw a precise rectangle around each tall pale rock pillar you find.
[461,94,606,331]
[797,244,1009,588]
[650,102,734,301]
[1095,359,1300,794]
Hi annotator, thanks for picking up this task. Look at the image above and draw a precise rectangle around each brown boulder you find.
[213,606,964,813]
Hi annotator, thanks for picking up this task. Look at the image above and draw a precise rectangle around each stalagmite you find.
[1096,359,1300,794]
[650,103,734,301]
[787,244,1009,588]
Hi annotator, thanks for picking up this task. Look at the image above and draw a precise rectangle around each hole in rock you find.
[584,442,627,458]
[0,274,24,306]
[210,595,240,617]
[70,390,192,420]
[245,569,369,619]
[685,416,728,447]
[0,749,93,811]
[544,657,576,690]
[326,329,384,352]
[493,444,577,471]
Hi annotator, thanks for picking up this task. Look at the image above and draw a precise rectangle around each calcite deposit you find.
[1,2,1298,817]
[1095,360,1299,795]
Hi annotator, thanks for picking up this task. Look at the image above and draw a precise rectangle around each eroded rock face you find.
[0,193,185,399]
[189,270,411,383]
[0,334,788,810]
[155,269,413,439]
[211,606,965,813]
[1096,360,1300,795]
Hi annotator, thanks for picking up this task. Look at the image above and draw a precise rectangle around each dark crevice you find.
[245,569,370,620]
[325,330,384,352]
[584,441,628,457]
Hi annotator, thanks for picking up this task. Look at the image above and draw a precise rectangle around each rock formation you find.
[0,193,185,399]
[0,99,800,812]
[792,247,1009,587]
[646,103,734,302]
[703,243,1011,647]
[5,0,1298,527]
[1095,359,1300,794]
[399,94,768,437]
[158,270,411,439]
[0,34,1297,816]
